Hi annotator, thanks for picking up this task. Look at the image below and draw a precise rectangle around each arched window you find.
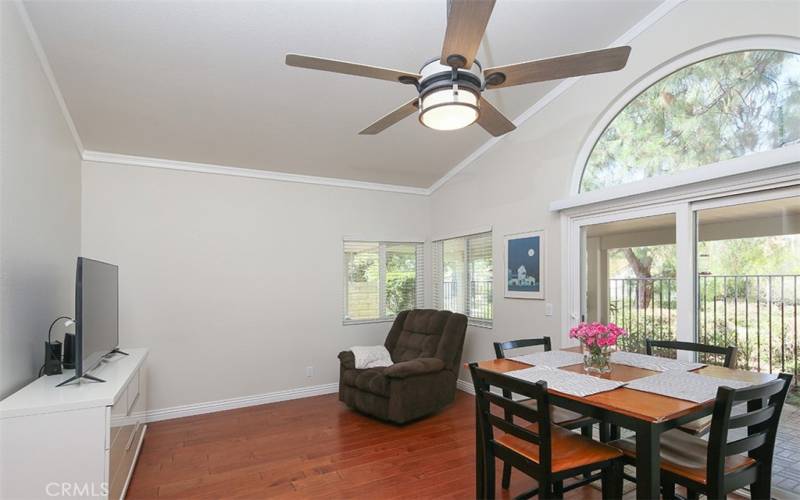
[580,50,800,193]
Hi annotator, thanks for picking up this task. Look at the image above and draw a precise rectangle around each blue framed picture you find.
[504,230,545,299]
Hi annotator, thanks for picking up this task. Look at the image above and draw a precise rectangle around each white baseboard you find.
[137,382,339,423]
[131,379,473,425]
[457,379,475,395]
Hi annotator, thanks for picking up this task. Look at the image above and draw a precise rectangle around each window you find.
[433,232,493,326]
[343,241,423,323]
[581,50,800,193]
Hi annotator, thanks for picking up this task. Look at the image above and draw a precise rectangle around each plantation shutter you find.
[415,243,425,309]
[432,240,443,309]
[344,240,424,323]
[344,241,380,321]
[432,231,493,326]
[466,233,493,324]
[384,242,420,316]
[442,237,467,315]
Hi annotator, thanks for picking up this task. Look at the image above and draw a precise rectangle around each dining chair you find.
[494,338,600,489]
[645,339,737,368]
[469,363,624,499]
[645,339,737,437]
[609,372,792,500]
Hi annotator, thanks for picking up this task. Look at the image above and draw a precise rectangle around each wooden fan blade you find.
[285,54,419,84]
[477,97,515,136]
[359,98,419,135]
[440,0,496,69]
[484,46,631,89]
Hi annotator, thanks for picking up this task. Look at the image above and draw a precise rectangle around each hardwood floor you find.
[127,392,628,499]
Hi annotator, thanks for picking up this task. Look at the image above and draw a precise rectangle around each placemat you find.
[611,351,705,372]
[625,370,752,403]
[509,350,584,368]
[504,366,627,397]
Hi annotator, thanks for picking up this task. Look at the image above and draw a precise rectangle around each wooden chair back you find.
[469,363,553,477]
[706,373,792,493]
[645,339,737,368]
[494,337,551,359]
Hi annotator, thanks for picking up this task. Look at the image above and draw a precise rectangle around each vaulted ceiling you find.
[25,0,662,188]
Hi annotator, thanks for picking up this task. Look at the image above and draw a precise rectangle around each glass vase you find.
[582,344,612,374]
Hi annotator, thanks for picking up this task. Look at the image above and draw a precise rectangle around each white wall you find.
[0,2,82,399]
[81,161,429,413]
[428,0,800,380]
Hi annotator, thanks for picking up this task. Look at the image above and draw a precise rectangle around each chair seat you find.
[678,401,747,436]
[678,414,712,436]
[496,424,621,474]
[519,398,596,429]
[610,428,755,484]
[342,367,390,397]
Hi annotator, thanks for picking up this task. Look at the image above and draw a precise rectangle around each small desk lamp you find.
[43,316,75,376]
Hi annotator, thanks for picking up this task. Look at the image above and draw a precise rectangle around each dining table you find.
[471,348,777,499]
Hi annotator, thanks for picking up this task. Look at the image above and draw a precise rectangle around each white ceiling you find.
[25,0,663,188]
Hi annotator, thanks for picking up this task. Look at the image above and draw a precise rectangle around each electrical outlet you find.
[305,366,314,378]
[545,303,554,317]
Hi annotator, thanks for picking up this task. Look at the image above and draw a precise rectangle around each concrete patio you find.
[774,402,800,496]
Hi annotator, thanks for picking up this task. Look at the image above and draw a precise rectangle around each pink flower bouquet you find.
[569,322,627,374]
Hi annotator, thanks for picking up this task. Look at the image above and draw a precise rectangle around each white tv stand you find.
[0,348,148,499]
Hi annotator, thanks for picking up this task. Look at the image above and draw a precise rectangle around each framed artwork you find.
[504,230,544,299]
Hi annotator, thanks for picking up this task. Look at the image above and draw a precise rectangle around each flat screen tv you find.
[58,257,119,386]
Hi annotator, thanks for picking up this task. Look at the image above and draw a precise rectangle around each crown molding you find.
[82,151,431,195]
[14,0,84,154]
[427,0,687,194]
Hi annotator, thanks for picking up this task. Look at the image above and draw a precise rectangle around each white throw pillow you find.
[350,345,393,369]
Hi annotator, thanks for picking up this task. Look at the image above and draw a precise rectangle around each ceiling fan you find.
[285,0,631,137]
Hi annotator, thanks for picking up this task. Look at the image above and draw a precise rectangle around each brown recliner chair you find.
[338,309,468,424]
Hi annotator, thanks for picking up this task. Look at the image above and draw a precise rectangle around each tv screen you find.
[76,257,119,376]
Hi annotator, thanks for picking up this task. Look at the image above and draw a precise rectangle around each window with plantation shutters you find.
[433,232,493,327]
[343,241,424,324]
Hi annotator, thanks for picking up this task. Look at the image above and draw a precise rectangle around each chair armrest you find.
[384,358,445,379]
[338,350,355,369]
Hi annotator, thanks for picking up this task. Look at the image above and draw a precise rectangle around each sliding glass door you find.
[581,213,678,353]
[570,204,695,352]
[568,186,799,372]
[692,189,800,377]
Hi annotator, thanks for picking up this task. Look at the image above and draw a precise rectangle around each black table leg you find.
[475,397,485,499]
[635,423,661,500]
[600,422,611,442]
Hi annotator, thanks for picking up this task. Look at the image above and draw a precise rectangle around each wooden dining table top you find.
[472,352,777,424]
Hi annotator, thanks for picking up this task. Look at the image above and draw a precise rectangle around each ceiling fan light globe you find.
[418,87,480,131]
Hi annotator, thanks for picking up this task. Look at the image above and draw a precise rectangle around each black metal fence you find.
[609,277,676,352]
[608,275,799,381]
[443,281,493,321]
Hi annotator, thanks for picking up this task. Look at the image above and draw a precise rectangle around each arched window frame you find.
[567,35,800,202]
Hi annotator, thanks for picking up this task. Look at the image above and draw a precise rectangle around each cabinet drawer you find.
[108,387,129,450]
[126,369,140,414]
[109,419,134,484]
[109,421,145,500]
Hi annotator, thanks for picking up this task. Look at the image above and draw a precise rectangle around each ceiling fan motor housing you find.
[417,58,483,130]
[418,57,483,93]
